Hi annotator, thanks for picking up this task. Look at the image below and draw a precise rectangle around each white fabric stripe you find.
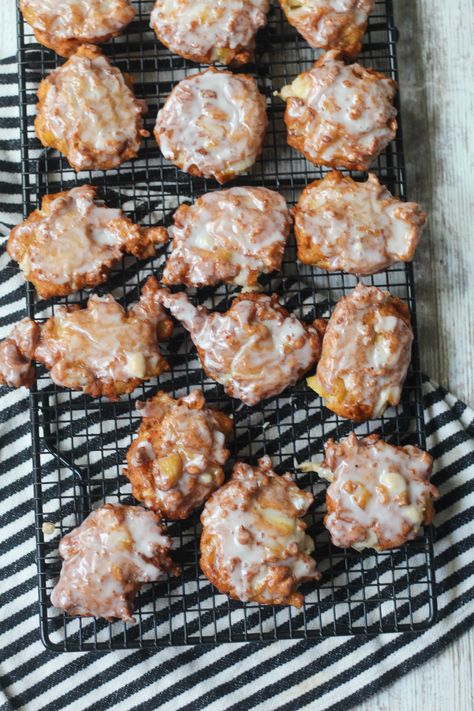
[0,46,472,711]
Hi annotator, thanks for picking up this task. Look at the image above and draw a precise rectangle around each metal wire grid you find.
[13,0,437,651]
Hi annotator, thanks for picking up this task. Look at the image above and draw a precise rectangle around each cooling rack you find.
[15,0,437,651]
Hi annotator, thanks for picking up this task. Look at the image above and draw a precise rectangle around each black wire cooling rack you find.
[15,0,437,651]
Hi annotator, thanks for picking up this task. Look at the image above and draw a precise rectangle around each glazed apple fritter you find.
[50,504,178,622]
[156,289,324,406]
[150,0,269,66]
[20,0,136,57]
[8,185,168,299]
[162,187,291,289]
[279,50,398,171]
[318,433,438,551]
[200,455,321,606]
[307,283,413,421]
[35,44,149,172]
[154,68,268,184]
[294,171,426,275]
[125,389,233,520]
[278,0,374,58]
[0,277,173,399]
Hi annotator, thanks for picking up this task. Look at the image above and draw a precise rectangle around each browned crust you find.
[310,289,412,422]
[20,1,136,57]
[322,433,438,550]
[161,190,291,289]
[154,68,268,185]
[195,293,323,401]
[34,45,149,172]
[200,528,311,607]
[283,53,398,172]
[7,186,168,299]
[153,32,254,67]
[278,0,371,59]
[293,171,426,271]
[200,458,320,606]
[124,391,233,520]
[32,276,173,400]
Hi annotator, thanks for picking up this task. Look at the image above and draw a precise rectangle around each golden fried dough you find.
[156,289,324,406]
[150,0,269,65]
[125,389,233,520]
[319,433,438,550]
[200,455,321,605]
[294,171,426,275]
[307,283,413,421]
[35,45,148,172]
[8,185,168,299]
[0,277,173,399]
[50,504,178,622]
[154,68,267,184]
[20,0,135,57]
[279,50,397,170]
[162,187,291,289]
[278,0,374,58]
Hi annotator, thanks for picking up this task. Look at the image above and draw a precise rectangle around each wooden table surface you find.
[1,1,473,709]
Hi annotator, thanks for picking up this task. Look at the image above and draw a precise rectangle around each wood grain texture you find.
[395,1,474,407]
[1,0,473,708]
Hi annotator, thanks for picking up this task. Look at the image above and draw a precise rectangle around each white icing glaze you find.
[34,277,170,395]
[322,434,436,550]
[9,186,129,288]
[280,50,397,170]
[50,504,174,622]
[295,172,426,274]
[162,187,291,288]
[154,68,267,183]
[37,47,146,171]
[0,318,40,389]
[157,290,322,405]
[150,0,269,64]
[310,283,413,420]
[279,0,373,52]
[201,456,319,602]
[20,0,135,42]
[127,390,231,518]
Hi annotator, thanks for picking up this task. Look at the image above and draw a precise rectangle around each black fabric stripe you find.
[0,395,30,424]
[430,429,474,461]
[323,608,474,711]
[433,449,474,486]
[425,408,463,437]
[422,385,449,409]
[273,590,474,711]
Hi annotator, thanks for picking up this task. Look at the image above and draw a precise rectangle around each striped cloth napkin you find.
[0,55,473,710]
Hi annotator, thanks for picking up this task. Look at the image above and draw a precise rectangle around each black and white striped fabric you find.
[1,54,474,710]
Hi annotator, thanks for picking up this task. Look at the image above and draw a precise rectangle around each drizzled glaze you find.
[280,50,397,171]
[278,0,374,57]
[156,289,323,405]
[19,0,135,56]
[33,277,172,399]
[321,433,438,550]
[308,283,413,421]
[35,45,148,172]
[150,0,269,65]
[162,187,291,288]
[50,504,178,622]
[294,172,426,275]
[7,185,167,299]
[0,319,40,388]
[0,277,172,398]
[154,68,268,184]
[125,389,233,520]
[200,455,320,605]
